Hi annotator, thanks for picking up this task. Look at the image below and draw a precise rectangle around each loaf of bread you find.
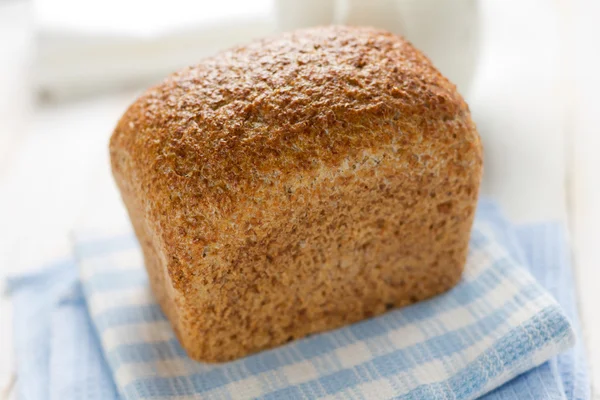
[110,26,483,362]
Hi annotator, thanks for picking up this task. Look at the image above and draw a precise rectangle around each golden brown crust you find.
[110,26,483,362]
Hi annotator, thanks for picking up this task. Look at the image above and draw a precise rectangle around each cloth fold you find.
[7,201,588,400]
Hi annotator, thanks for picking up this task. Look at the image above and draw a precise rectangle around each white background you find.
[1,0,599,398]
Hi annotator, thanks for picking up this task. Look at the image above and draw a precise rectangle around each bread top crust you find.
[110,25,482,250]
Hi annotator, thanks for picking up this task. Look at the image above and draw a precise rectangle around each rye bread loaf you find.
[109,26,483,362]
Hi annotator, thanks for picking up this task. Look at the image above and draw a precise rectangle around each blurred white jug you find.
[275,0,480,96]
[36,0,478,100]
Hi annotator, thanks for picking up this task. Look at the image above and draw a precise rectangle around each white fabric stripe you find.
[335,342,372,369]
[387,323,427,349]
[228,378,264,400]
[79,260,101,282]
[321,379,397,400]
[463,249,495,279]
[115,358,201,383]
[79,263,141,284]
[79,248,143,277]
[436,306,476,331]
[87,286,156,315]
[102,321,173,348]
[280,360,320,385]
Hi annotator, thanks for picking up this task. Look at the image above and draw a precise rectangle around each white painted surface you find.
[0,2,33,398]
[470,0,569,223]
[1,0,599,398]
[570,0,600,395]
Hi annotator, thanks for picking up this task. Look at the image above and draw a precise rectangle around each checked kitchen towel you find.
[9,201,588,399]
[65,201,576,400]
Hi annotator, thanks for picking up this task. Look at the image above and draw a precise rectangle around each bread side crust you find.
[112,138,481,362]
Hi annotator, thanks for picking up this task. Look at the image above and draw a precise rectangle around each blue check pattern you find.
[72,212,575,400]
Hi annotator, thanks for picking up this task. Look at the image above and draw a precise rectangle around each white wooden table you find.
[1,0,599,399]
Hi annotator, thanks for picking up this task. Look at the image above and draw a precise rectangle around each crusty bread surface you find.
[110,26,483,362]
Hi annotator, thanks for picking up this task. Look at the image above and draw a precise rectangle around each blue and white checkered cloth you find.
[8,201,588,400]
